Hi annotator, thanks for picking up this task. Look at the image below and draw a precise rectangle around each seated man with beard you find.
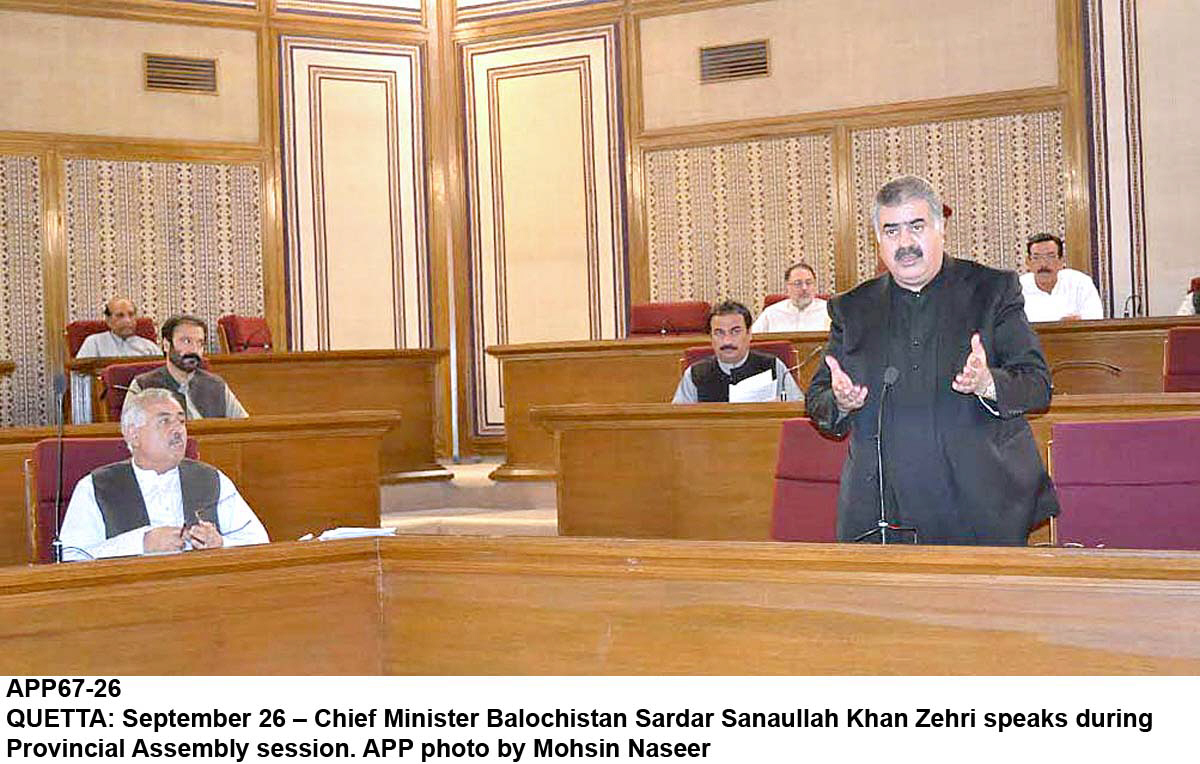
[124,314,249,419]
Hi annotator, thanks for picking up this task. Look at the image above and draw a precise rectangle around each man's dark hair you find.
[1025,233,1064,257]
[783,262,816,283]
[707,300,752,332]
[161,314,207,343]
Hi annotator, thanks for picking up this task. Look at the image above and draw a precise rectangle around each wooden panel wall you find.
[460,25,627,438]
[279,35,431,351]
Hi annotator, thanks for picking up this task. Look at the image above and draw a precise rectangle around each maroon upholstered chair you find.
[25,437,199,563]
[763,293,787,309]
[1164,327,1200,392]
[99,361,166,422]
[65,318,158,358]
[217,314,272,353]
[1190,276,1200,294]
[628,301,711,335]
[770,418,847,541]
[1050,417,1200,549]
[680,340,798,378]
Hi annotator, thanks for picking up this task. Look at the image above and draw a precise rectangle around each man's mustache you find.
[1036,267,1053,274]
[895,245,923,260]
[719,345,737,352]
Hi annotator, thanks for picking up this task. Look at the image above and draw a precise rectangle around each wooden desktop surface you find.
[68,349,449,482]
[2,535,1200,675]
[0,411,396,566]
[491,316,1200,480]
[536,394,1200,542]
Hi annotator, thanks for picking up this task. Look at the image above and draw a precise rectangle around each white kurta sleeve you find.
[214,470,269,546]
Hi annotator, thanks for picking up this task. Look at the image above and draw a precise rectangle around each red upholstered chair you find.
[65,318,158,358]
[217,314,272,353]
[1164,327,1200,392]
[25,437,199,563]
[99,361,166,422]
[629,301,711,335]
[680,340,798,378]
[771,418,847,541]
[1050,417,1200,549]
[1190,276,1200,294]
[763,293,787,309]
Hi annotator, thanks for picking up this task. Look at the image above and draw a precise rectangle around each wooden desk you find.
[68,349,449,482]
[1,535,1199,674]
[0,411,396,566]
[537,395,1200,543]
[536,402,800,539]
[491,316,1200,480]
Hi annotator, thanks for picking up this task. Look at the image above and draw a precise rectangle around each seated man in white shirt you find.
[1178,288,1199,316]
[1019,233,1104,322]
[72,297,162,424]
[76,297,161,358]
[673,300,803,403]
[750,262,831,333]
[59,388,268,561]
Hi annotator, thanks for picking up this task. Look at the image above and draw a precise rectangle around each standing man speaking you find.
[806,176,1059,545]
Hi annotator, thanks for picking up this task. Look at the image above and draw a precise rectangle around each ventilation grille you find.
[144,54,218,94]
[699,40,769,83]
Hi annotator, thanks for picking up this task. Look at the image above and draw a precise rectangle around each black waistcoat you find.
[91,459,222,538]
[133,366,229,418]
[691,351,778,402]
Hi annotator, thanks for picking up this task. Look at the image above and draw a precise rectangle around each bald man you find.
[76,297,160,358]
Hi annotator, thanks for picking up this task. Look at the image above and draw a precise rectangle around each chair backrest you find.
[1050,417,1200,549]
[99,361,166,422]
[771,418,848,541]
[27,436,199,563]
[217,314,272,353]
[763,293,787,309]
[66,318,158,358]
[629,301,711,335]
[680,340,798,377]
[1191,276,1200,294]
[1164,327,1200,392]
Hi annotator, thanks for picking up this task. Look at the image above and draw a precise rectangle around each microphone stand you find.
[51,373,68,563]
[852,367,917,544]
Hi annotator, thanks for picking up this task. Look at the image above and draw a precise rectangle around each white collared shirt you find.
[75,331,160,359]
[750,298,831,333]
[1019,269,1104,322]
[59,461,268,561]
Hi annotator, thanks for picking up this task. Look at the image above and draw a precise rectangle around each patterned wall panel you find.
[850,112,1067,286]
[280,36,431,351]
[463,26,626,437]
[275,0,421,23]
[0,155,49,427]
[644,134,835,314]
[457,0,608,22]
[64,159,264,340]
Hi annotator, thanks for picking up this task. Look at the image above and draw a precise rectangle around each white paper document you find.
[728,369,778,403]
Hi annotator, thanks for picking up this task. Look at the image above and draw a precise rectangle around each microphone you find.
[853,366,916,545]
[51,373,68,563]
[1121,293,1142,318]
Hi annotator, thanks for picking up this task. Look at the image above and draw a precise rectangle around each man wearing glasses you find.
[750,262,831,333]
[1019,233,1104,322]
